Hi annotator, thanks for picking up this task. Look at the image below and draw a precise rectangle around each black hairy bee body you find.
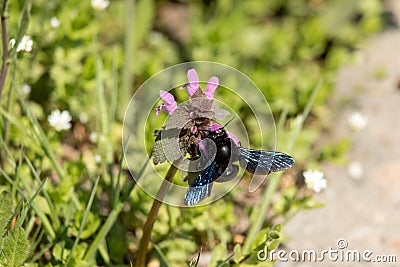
[184,127,295,206]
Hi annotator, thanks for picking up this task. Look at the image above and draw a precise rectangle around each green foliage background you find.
[0,0,383,266]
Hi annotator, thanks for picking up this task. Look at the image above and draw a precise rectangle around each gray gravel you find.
[275,5,400,266]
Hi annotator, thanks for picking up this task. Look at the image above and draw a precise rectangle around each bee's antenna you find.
[222,117,235,128]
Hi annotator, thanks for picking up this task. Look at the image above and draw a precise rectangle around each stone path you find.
[276,3,400,266]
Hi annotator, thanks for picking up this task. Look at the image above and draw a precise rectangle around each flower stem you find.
[135,164,178,267]
[0,0,10,101]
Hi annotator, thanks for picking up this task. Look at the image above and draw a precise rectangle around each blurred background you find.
[0,0,398,266]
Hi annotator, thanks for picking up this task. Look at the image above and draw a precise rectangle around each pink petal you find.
[160,90,175,105]
[187,69,199,87]
[227,131,240,147]
[187,86,197,97]
[210,123,222,131]
[156,90,177,115]
[205,76,219,99]
[187,69,199,96]
[209,123,240,146]
[162,101,177,114]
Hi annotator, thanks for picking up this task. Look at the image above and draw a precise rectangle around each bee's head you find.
[206,128,228,140]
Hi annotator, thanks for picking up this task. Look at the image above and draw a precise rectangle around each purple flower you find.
[157,69,225,117]
[153,68,230,165]
[181,69,219,100]
[156,90,177,116]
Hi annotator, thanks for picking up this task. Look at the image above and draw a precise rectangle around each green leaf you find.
[72,211,100,240]
[267,230,280,240]
[158,238,196,265]
[233,243,243,263]
[269,239,280,250]
[52,243,69,263]
[271,224,281,232]
[250,228,269,251]
[303,199,326,209]
[0,190,13,236]
[2,227,29,267]
[209,244,227,267]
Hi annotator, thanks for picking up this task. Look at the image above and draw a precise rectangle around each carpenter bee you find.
[184,127,295,206]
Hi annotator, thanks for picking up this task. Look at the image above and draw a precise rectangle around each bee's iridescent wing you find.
[184,161,216,206]
[238,148,295,175]
[215,164,239,183]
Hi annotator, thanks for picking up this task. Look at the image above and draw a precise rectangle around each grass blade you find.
[65,176,100,266]
[24,156,61,229]
[243,80,323,254]
[93,36,109,136]
[13,84,82,210]
[84,154,149,261]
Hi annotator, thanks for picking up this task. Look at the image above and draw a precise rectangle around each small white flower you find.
[348,112,368,131]
[91,0,110,10]
[79,113,89,124]
[89,132,99,143]
[94,154,102,164]
[347,161,363,180]
[303,169,327,193]
[15,35,33,52]
[48,109,72,131]
[22,83,31,94]
[9,36,33,52]
[9,39,16,47]
[50,17,60,28]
